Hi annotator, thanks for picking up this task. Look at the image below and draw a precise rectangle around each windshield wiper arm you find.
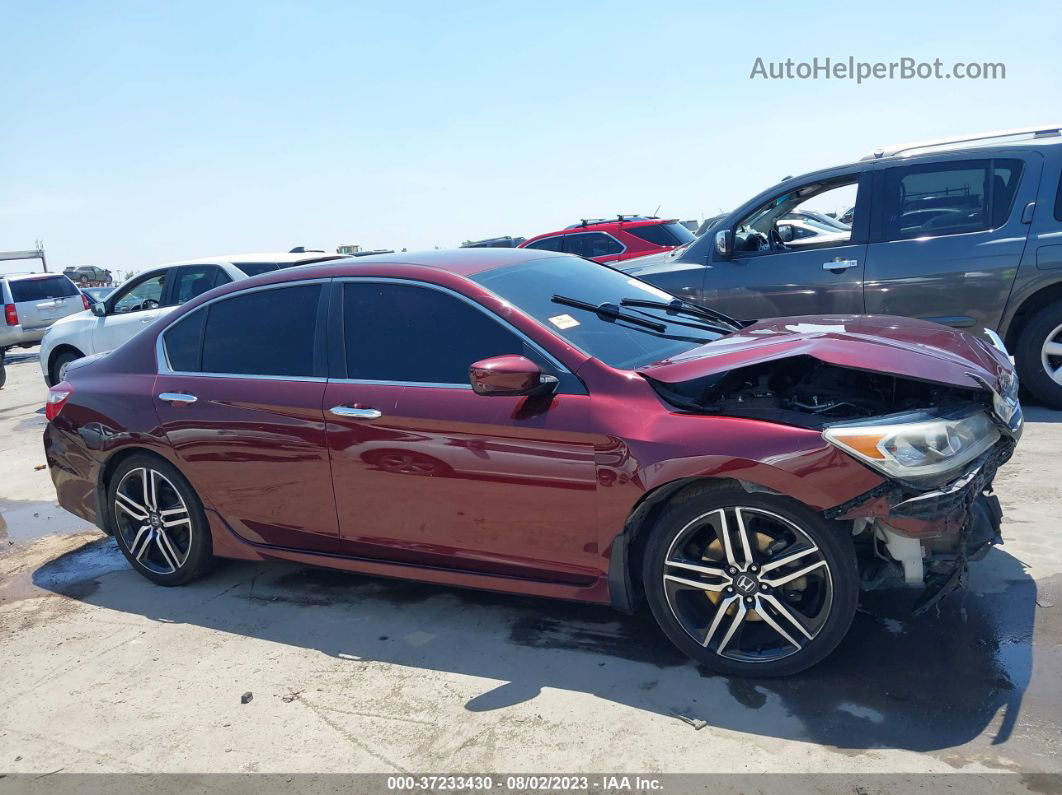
[551,294,666,332]
[619,297,742,332]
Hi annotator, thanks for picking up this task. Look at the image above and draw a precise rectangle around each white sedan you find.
[40,251,342,385]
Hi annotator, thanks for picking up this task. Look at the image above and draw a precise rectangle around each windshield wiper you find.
[618,297,742,332]
[551,295,666,332]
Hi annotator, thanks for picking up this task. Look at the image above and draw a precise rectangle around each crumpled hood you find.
[637,314,1013,392]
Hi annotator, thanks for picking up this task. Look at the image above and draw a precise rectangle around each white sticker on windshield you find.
[626,279,673,302]
[549,314,580,330]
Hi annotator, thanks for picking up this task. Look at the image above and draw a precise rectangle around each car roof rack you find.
[565,214,658,229]
[861,124,1062,161]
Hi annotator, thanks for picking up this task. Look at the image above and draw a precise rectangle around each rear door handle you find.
[330,406,382,419]
[823,259,859,271]
[158,392,197,405]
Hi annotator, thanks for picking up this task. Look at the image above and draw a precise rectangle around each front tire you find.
[50,350,82,386]
[642,484,858,677]
[1015,303,1062,409]
[107,454,215,585]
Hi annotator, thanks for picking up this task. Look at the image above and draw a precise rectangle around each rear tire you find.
[1014,302,1062,409]
[641,483,858,677]
[107,454,215,586]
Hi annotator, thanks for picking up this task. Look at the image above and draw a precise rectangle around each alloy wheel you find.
[1040,322,1062,385]
[375,452,440,475]
[113,467,193,575]
[661,506,833,663]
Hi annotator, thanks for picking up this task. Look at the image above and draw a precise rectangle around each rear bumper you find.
[44,420,104,531]
[0,325,46,348]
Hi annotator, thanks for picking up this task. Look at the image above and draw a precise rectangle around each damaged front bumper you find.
[825,438,1015,614]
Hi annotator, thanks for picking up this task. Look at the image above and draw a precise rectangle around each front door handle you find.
[330,405,382,420]
[159,392,197,405]
[823,259,859,271]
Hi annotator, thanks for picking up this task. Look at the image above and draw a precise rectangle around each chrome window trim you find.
[335,276,574,388]
[156,278,327,379]
[330,378,473,389]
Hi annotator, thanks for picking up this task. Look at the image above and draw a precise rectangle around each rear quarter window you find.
[1055,172,1062,222]
[233,262,280,277]
[9,276,79,302]
[627,222,696,247]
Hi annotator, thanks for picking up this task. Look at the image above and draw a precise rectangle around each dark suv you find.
[623,126,1062,407]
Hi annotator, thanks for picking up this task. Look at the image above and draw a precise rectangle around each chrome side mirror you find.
[714,229,732,259]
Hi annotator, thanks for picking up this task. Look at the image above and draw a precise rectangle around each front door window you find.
[112,272,167,314]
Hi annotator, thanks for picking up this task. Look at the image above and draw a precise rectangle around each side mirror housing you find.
[777,224,794,243]
[91,302,107,317]
[714,229,732,259]
[469,355,558,397]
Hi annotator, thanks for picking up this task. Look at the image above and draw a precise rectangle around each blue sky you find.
[1,0,1059,273]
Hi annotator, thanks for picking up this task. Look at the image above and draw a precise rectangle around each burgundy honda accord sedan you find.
[44,249,1023,676]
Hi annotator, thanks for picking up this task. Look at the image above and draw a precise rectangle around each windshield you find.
[472,257,724,369]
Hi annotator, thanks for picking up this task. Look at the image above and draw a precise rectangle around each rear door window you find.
[199,284,322,377]
[9,276,79,302]
[880,159,1025,241]
[564,233,624,258]
[162,309,206,372]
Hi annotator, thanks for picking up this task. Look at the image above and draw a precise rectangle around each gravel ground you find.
[1,344,1061,778]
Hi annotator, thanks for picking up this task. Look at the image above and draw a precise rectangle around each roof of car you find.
[0,271,75,282]
[320,247,560,277]
[165,252,344,266]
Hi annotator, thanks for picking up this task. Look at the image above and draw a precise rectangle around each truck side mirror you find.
[714,229,732,259]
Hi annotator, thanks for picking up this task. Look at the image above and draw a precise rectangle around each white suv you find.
[40,251,342,385]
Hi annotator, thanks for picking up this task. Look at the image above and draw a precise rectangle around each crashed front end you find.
[825,423,1017,613]
[643,325,1023,613]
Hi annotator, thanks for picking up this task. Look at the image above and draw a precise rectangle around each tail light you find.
[81,294,90,311]
[46,382,73,421]
[4,304,16,326]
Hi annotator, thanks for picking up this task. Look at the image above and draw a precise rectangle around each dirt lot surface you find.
[1,345,1061,777]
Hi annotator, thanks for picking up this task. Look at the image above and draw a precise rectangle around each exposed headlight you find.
[823,411,1000,482]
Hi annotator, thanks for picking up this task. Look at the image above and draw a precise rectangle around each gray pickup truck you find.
[623,125,1062,407]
